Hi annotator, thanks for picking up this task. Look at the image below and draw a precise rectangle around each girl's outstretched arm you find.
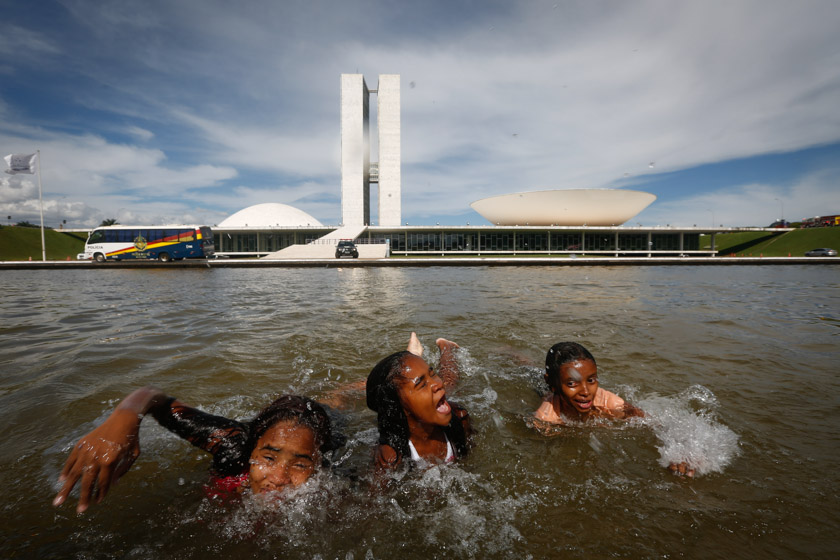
[53,386,170,513]
[436,338,460,389]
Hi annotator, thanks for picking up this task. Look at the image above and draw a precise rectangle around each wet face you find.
[248,420,319,494]
[551,359,599,417]
[396,354,452,427]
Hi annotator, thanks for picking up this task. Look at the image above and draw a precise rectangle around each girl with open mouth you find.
[533,341,695,477]
[366,334,473,471]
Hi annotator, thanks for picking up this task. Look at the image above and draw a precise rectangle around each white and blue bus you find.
[78,225,215,262]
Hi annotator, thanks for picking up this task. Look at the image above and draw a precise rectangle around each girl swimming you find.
[533,341,695,477]
[533,341,644,423]
[366,336,472,470]
[53,388,339,513]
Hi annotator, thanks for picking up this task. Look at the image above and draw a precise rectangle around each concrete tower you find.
[340,73,401,227]
[340,74,370,227]
[377,74,401,226]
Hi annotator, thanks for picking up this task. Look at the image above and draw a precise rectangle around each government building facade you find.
[210,74,782,259]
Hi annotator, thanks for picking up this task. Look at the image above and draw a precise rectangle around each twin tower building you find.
[340,74,401,228]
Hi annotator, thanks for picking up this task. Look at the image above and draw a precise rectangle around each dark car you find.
[804,248,837,257]
[335,239,359,258]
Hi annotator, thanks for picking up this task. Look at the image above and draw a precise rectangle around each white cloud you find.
[126,126,154,142]
[2,0,840,227]
[636,167,840,227]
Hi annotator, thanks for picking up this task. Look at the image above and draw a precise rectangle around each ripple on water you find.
[3,266,839,558]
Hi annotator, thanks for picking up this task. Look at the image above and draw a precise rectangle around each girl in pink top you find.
[533,341,694,477]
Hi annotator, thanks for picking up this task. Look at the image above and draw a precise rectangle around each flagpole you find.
[37,149,46,261]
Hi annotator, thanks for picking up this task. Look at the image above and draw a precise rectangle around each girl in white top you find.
[366,334,472,472]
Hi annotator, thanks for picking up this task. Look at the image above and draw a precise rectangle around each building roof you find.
[218,203,324,228]
[470,189,656,226]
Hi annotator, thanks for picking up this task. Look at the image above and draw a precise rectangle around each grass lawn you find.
[0,226,86,261]
[707,228,840,257]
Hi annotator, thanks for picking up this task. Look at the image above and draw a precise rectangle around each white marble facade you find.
[340,73,401,227]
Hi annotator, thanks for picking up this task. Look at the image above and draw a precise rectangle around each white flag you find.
[4,153,38,175]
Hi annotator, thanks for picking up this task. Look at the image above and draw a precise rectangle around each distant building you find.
[209,74,785,259]
[470,189,656,226]
[340,73,401,227]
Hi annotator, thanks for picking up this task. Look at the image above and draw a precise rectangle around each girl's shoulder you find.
[594,387,626,411]
[533,395,564,424]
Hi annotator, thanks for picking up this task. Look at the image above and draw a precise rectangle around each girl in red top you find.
[53,389,340,513]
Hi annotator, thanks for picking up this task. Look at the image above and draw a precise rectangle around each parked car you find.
[335,239,359,258]
[804,248,837,257]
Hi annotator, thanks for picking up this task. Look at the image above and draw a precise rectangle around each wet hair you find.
[366,351,469,463]
[366,351,413,458]
[247,395,340,459]
[545,342,596,389]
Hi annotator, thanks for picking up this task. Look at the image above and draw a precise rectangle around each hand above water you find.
[668,461,695,478]
[53,409,142,513]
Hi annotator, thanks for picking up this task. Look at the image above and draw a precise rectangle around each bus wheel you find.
[94,253,105,263]
[158,252,171,263]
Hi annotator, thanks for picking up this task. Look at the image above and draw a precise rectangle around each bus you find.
[78,225,215,262]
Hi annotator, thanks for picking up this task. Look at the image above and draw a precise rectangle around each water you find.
[1,266,838,558]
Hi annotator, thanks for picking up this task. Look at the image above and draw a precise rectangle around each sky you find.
[1,0,839,229]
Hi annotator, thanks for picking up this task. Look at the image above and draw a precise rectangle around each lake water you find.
[1,265,838,559]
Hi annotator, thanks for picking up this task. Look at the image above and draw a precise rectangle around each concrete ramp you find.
[262,242,388,260]
[262,243,336,259]
[319,225,366,241]
[261,224,389,259]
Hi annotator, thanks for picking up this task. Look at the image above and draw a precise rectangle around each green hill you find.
[0,226,87,261]
[703,228,840,256]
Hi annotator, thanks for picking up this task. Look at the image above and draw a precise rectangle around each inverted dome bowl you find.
[470,189,656,226]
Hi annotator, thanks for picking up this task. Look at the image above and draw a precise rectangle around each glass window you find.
[651,234,680,251]
[88,230,105,243]
[443,233,477,251]
[589,234,615,251]
[515,232,547,251]
[550,233,581,251]
[618,234,647,251]
[684,234,699,250]
[235,234,257,252]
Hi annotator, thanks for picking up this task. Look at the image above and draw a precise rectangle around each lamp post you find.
[775,197,784,222]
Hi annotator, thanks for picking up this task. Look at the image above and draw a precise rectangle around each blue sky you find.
[1,0,839,228]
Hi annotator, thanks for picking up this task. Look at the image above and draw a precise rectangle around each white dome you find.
[218,203,324,227]
[470,189,656,226]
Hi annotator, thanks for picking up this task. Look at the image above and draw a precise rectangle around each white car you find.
[804,248,837,257]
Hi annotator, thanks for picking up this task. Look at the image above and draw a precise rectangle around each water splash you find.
[639,385,739,476]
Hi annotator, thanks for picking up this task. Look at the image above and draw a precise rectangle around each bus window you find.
[200,227,214,245]
[88,230,105,243]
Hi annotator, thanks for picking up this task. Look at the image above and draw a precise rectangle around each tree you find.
[100,218,119,226]
[15,221,38,228]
